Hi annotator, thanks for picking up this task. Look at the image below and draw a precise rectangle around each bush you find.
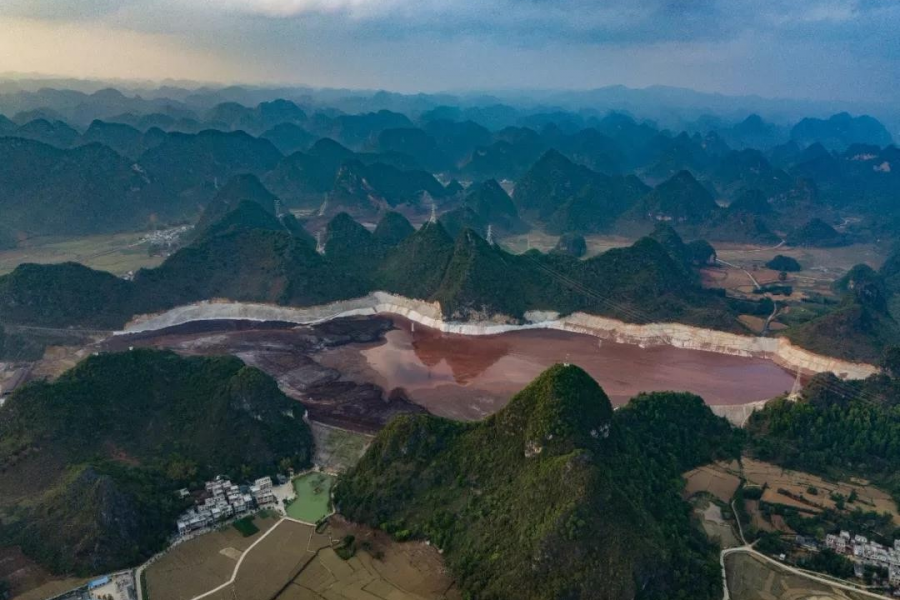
[335,535,356,560]
[232,517,260,537]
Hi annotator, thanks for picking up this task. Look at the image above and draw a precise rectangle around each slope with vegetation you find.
[0,209,745,332]
[747,367,900,500]
[336,365,740,600]
[785,264,900,362]
[0,349,313,575]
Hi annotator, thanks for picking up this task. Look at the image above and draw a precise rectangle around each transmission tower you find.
[315,231,324,254]
[429,201,437,224]
[486,224,493,245]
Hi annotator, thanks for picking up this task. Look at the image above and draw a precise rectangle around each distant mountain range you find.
[1,96,895,244]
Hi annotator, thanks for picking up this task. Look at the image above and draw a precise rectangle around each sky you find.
[0,0,898,102]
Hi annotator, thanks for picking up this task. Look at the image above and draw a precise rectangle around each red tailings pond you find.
[318,317,796,421]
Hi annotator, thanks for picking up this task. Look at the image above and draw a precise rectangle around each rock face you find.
[122,292,878,380]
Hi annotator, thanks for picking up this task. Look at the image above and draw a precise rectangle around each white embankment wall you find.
[122,291,878,381]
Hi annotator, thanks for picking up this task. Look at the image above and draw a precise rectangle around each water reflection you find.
[354,317,796,421]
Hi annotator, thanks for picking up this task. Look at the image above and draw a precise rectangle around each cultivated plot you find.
[725,551,877,600]
[144,515,280,600]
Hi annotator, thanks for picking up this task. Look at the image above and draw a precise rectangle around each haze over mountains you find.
[1,80,899,366]
[1,81,900,600]
[0,81,896,246]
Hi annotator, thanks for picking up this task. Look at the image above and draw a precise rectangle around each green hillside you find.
[785,265,900,362]
[0,211,744,333]
[192,174,279,238]
[0,349,313,575]
[336,365,738,600]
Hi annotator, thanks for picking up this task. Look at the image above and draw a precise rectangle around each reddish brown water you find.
[320,317,797,421]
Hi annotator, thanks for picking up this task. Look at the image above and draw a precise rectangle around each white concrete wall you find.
[121,292,878,380]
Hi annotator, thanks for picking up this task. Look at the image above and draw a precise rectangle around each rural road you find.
[716,258,762,291]
[721,500,891,599]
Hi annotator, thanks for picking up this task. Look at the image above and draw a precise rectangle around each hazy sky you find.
[1,0,898,102]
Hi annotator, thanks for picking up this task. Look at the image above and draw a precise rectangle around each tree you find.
[880,346,900,378]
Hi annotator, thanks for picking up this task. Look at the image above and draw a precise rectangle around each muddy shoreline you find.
[109,314,797,430]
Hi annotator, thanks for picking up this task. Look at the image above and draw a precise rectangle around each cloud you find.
[0,0,897,102]
[0,16,247,83]
[210,0,401,18]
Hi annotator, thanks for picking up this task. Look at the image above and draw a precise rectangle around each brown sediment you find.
[319,317,797,421]
[104,314,796,428]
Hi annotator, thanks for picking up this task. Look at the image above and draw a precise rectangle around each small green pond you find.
[285,472,334,523]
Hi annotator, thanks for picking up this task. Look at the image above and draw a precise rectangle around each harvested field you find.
[683,460,742,502]
[204,519,331,600]
[725,551,877,600]
[279,517,460,600]
[144,514,280,600]
[742,459,899,523]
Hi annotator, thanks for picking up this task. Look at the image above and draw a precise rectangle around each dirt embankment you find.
[122,293,878,380]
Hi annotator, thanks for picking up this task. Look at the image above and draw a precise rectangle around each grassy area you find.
[233,516,261,537]
[0,231,165,276]
[310,422,371,473]
[285,473,334,523]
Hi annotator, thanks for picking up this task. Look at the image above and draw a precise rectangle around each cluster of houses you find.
[175,476,277,537]
[824,530,900,585]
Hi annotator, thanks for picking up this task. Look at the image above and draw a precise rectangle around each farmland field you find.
[143,514,280,600]
[725,551,876,600]
[204,519,331,600]
[0,231,167,276]
[742,459,900,523]
[683,460,743,502]
[278,517,461,600]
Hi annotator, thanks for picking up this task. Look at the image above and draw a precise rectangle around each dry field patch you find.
[742,459,899,523]
[280,518,460,600]
[144,515,279,600]
[683,461,742,502]
[725,551,876,600]
[204,519,330,600]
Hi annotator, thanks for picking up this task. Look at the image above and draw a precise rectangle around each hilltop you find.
[786,264,900,362]
[0,349,313,575]
[336,364,739,600]
[0,209,743,331]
